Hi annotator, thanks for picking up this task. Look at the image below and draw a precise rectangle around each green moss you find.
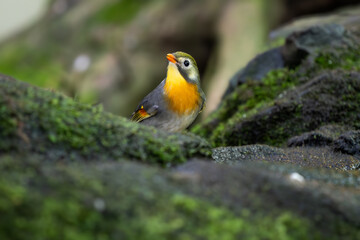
[194,68,298,146]
[266,37,286,49]
[213,69,360,147]
[315,46,360,70]
[93,0,145,24]
[170,195,315,240]
[236,68,296,113]
[0,75,211,165]
[0,156,331,240]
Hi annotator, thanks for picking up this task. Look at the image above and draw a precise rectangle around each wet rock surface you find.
[333,130,360,157]
[213,144,360,170]
[270,5,360,40]
[281,24,355,67]
[287,124,353,147]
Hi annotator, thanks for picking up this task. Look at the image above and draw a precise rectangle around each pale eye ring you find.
[183,60,190,67]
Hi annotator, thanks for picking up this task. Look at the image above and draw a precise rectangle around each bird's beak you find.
[166,53,177,64]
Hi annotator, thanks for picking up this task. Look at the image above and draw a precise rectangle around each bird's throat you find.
[164,63,200,115]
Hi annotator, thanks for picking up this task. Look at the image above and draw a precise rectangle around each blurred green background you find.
[0,0,359,118]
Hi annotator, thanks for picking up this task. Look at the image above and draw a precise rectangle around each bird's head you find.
[166,51,200,85]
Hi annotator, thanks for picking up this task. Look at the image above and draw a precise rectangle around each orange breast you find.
[164,64,200,115]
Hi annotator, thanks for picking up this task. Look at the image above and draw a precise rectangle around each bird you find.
[131,51,205,132]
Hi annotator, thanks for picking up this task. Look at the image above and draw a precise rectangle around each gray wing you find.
[131,80,165,122]
[199,88,206,112]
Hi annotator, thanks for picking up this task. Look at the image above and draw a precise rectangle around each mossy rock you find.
[1,154,360,239]
[208,70,360,147]
[193,24,360,147]
[0,74,211,165]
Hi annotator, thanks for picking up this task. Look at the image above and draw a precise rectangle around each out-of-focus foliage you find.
[0,0,223,117]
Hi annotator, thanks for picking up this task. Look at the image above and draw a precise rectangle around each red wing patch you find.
[131,106,151,122]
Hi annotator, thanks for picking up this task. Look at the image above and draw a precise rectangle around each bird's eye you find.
[184,60,190,67]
